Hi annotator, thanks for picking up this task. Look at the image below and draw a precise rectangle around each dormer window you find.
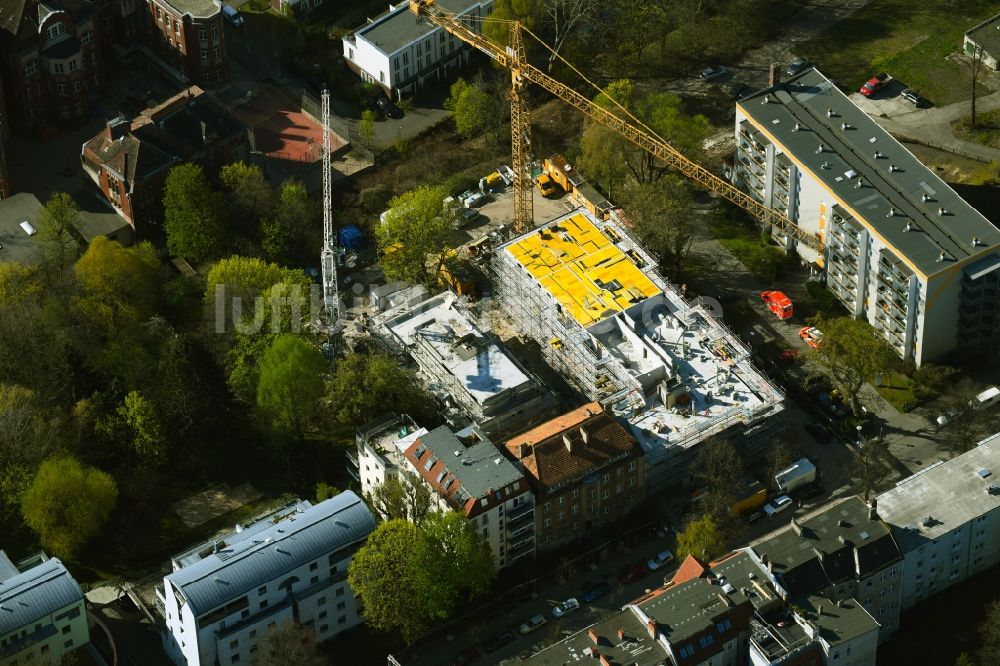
[47,22,65,41]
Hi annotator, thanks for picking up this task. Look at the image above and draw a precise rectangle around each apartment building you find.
[143,0,226,88]
[0,0,108,133]
[753,496,903,643]
[733,69,1000,365]
[0,551,89,665]
[503,401,646,549]
[81,85,245,237]
[159,493,376,666]
[342,0,494,100]
[378,291,558,440]
[350,412,428,496]
[403,425,536,568]
[493,207,784,491]
[875,431,1000,610]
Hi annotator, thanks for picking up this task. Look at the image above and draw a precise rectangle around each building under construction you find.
[492,208,785,490]
[378,291,559,440]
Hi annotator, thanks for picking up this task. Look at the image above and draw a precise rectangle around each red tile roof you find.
[671,554,709,584]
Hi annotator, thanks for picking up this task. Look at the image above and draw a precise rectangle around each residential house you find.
[0,551,89,665]
[0,0,109,133]
[403,425,536,568]
[159,492,376,666]
[875,431,1000,609]
[81,85,246,237]
[351,412,428,497]
[733,68,1000,365]
[143,0,226,88]
[503,401,646,550]
[342,0,494,100]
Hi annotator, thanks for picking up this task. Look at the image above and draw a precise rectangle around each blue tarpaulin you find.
[338,225,365,250]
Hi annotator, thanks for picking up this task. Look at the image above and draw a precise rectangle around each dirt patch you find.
[172,482,262,528]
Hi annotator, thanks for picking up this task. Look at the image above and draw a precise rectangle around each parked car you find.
[376,96,404,119]
[804,420,831,442]
[459,190,487,208]
[763,495,793,518]
[647,550,675,571]
[519,614,547,635]
[786,58,809,77]
[799,326,823,349]
[458,208,482,228]
[482,632,517,654]
[453,647,483,666]
[552,598,580,618]
[580,581,611,602]
[222,3,244,27]
[777,349,800,365]
[747,510,764,525]
[700,65,727,81]
[618,564,650,585]
[900,88,925,107]
[859,72,892,97]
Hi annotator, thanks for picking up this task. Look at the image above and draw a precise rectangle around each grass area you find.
[798,0,1000,105]
[876,371,917,412]
[954,108,1000,149]
[708,210,795,282]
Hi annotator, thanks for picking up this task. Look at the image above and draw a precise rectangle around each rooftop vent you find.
[938,207,948,216]
[888,164,898,173]
[988,484,1000,496]
[762,94,770,104]
[19,221,36,236]
[921,193,930,202]
[873,150,882,159]
[972,236,982,247]
[979,468,992,479]
[922,515,934,527]
[816,143,825,154]
[937,251,946,263]
[826,108,834,118]
[905,222,913,232]
[886,207,896,218]
[793,122,801,131]
[841,122,850,131]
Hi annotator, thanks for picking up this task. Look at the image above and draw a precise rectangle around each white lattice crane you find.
[320,89,341,333]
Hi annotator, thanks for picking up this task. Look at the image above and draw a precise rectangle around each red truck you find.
[760,291,793,320]
[859,72,892,97]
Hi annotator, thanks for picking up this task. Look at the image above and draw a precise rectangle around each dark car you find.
[376,96,404,119]
[786,58,809,77]
[581,581,612,602]
[618,564,650,585]
[804,420,831,442]
[453,646,483,666]
[700,65,727,81]
[482,632,516,654]
[900,88,926,107]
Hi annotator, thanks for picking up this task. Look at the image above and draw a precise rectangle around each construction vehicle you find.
[760,291,793,320]
[774,458,817,495]
[534,172,558,197]
[407,0,824,255]
[543,154,580,193]
[480,170,504,194]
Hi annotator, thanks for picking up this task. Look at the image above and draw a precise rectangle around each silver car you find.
[552,598,580,618]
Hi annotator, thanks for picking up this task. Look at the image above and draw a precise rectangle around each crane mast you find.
[320,89,340,330]
[407,0,824,253]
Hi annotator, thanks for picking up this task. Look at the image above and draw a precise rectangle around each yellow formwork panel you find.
[506,213,661,328]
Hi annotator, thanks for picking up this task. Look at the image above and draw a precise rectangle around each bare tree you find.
[851,434,891,502]
[971,42,986,128]
[938,380,997,454]
[543,0,598,72]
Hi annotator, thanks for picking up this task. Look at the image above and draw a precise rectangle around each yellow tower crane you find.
[408,0,824,253]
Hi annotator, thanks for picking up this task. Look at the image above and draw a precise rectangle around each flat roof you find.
[737,68,1000,277]
[383,292,534,408]
[876,432,1000,552]
[355,0,481,55]
[801,593,880,645]
[966,13,1000,59]
[504,212,662,328]
[0,193,42,263]
[523,607,666,666]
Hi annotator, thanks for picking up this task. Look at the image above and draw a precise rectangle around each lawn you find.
[875,371,917,412]
[798,0,1000,106]
[954,108,1000,149]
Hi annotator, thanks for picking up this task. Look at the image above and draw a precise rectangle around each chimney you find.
[868,498,878,521]
[646,619,657,639]
[818,604,823,616]
[617,628,625,642]
[769,62,781,87]
[580,427,589,445]
[518,443,531,459]
[589,627,600,645]
[563,433,575,454]
[791,517,803,536]
[106,117,129,141]
[812,547,825,561]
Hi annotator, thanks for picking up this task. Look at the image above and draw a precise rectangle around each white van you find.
[222,4,244,27]
[972,386,1000,410]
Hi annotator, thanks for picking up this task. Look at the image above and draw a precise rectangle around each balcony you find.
[508,521,534,538]
[509,534,536,553]
[345,449,360,482]
[508,504,535,523]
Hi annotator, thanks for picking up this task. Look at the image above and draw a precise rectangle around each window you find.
[320,624,329,632]
[602,473,610,482]
[628,461,636,471]
[56,83,67,96]
[336,588,345,597]
[47,23,66,40]
[212,26,219,38]
[571,489,578,499]
[260,599,268,609]
[59,105,71,118]
[231,656,240,664]
[380,71,385,83]
[91,53,97,66]
[309,562,318,572]
[310,576,319,584]
[544,518,551,527]
[69,59,78,72]
[214,46,221,61]
[338,615,347,625]
[258,585,267,595]
[616,468,623,477]
[348,48,354,59]
[230,640,238,649]
[40,645,49,655]
[249,630,256,638]
[571,505,578,515]
[558,496,565,505]
[23,60,37,76]
[602,490,609,499]
[64,640,73,649]
[698,634,715,648]
[201,50,209,63]
[53,63,65,74]
[81,30,92,45]
[716,618,732,633]
[678,645,695,658]
[73,81,81,92]
[543,501,551,512]
[61,625,71,634]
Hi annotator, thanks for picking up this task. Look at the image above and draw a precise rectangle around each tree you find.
[164,163,227,263]
[348,520,428,642]
[806,317,895,417]
[256,334,327,441]
[117,390,167,465]
[970,42,986,128]
[0,384,59,467]
[851,432,890,502]
[366,473,433,526]
[324,351,436,436]
[676,514,728,562]
[359,109,376,147]
[623,178,697,278]
[416,511,495,619]
[977,599,1000,665]
[485,0,542,47]
[955,652,976,666]
[938,379,995,454]
[37,192,81,279]
[375,185,457,286]
[262,180,316,265]
[220,161,273,226]
[253,620,326,666]
[445,77,492,140]
[543,0,598,72]
[21,456,118,560]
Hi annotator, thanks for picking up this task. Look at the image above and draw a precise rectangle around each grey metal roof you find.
[738,69,1000,277]
[419,426,523,501]
[0,557,83,636]
[0,551,18,582]
[966,13,1000,60]
[356,0,482,55]
[166,492,376,617]
[876,432,1000,553]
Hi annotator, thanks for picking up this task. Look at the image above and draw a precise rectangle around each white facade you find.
[342,0,494,99]
[876,432,1000,610]
[355,413,427,500]
[733,69,1000,366]
[159,494,375,666]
